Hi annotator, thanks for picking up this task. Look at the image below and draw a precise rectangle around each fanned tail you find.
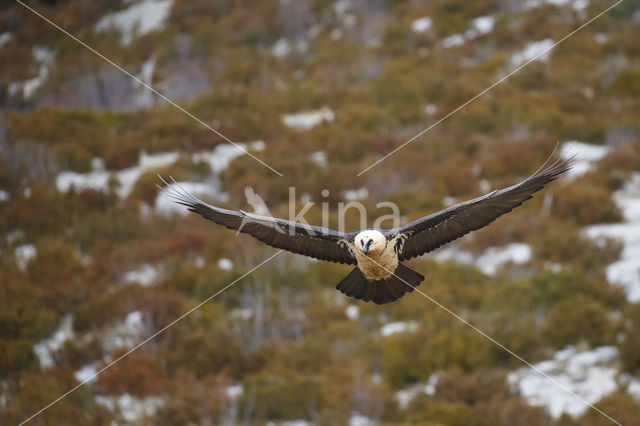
[336,263,424,305]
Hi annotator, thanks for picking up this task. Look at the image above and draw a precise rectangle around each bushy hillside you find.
[1,0,640,425]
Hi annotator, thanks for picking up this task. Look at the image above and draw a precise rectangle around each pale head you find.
[354,229,386,257]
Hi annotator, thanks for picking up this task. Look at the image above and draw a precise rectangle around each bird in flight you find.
[161,156,570,305]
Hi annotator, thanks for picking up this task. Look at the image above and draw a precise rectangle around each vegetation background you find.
[1,0,640,424]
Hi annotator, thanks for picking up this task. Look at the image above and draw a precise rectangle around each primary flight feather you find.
[161,155,570,305]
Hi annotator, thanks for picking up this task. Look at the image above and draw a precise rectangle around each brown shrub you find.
[97,349,168,397]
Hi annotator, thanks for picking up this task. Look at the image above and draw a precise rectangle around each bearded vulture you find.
[161,157,570,305]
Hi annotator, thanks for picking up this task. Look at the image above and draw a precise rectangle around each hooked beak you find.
[361,239,373,255]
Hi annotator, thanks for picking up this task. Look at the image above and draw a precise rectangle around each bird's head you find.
[355,230,386,257]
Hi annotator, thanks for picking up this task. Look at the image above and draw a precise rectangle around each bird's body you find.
[351,230,398,280]
[162,155,570,304]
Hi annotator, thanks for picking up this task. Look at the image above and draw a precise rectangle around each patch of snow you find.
[0,190,8,202]
[623,374,640,400]
[15,244,36,270]
[380,321,418,337]
[92,157,106,171]
[560,141,610,181]
[116,151,179,198]
[524,0,588,10]
[124,263,160,286]
[572,0,589,11]
[432,246,475,265]
[584,173,640,302]
[424,104,437,115]
[267,421,312,426]
[56,170,110,193]
[440,34,465,49]
[395,372,440,409]
[155,181,219,215]
[411,17,433,33]
[349,414,375,426]
[343,187,369,201]
[282,108,335,130]
[230,308,253,320]
[102,311,145,352]
[443,196,457,207]
[74,363,98,383]
[252,140,266,151]
[57,151,179,198]
[476,243,532,275]
[510,39,555,68]
[471,16,495,35]
[218,258,233,270]
[11,46,54,99]
[595,33,609,44]
[193,142,253,175]
[95,394,164,423]
[345,305,359,320]
[33,315,74,368]
[508,346,619,418]
[271,38,291,57]
[33,46,54,64]
[0,32,11,48]
[311,150,328,167]
[95,0,173,45]
[225,384,243,399]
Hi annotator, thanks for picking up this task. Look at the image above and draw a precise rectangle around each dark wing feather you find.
[160,178,356,265]
[390,157,571,261]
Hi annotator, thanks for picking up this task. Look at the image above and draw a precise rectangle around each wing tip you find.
[157,174,204,208]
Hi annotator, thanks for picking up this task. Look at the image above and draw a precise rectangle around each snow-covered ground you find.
[349,414,375,426]
[282,108,335,130]
[271,38,291,57]
[395,372,439,409]
[440,34,465,49]
[95,394,164,423]
[523,0,590,11]
[102,311,146,352]
[155,181,218,215]
[432,243,532,275]
[33,315,74,368]
[58,140,265,208]
[9,46,54,99]
[342,187,369,201]
[411,17,432,33]
[0,31,11,48]
[380,321,417,337]
[560,141,610,181]
[475,243,532,275]
[218,258,233,270]
[57,151,179,198]
[193,141,264,175]
[345,305,359,320]
[311,150,328,168]
[14,243,37,270]
[95,0,173,45]
[124,263,161,286]
[470,16,495,36]
[437,14,495,49]
[508,346,619,418]
[74,363,98,383]
[585,172,640,302]
[510,39,555,68]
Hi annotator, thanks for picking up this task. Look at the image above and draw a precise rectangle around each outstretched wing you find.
[389,157,571,261]
[160,178,356,264]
